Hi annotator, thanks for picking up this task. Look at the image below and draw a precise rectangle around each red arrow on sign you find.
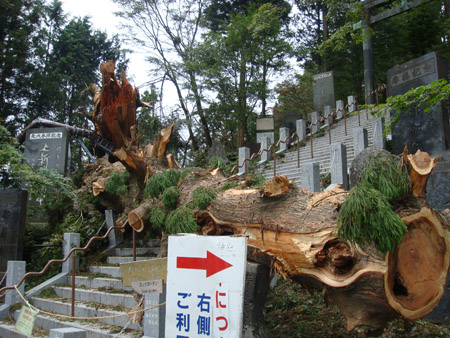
[176,251,233,277]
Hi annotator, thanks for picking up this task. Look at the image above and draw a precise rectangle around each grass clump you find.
[337,154,410,254]
[105,171,130,196]
[193,186,217,210]
[165,206,199,234]
[162,186,180,210]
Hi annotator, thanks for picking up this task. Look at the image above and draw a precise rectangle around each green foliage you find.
[337,154,410,254]
[162,186,180,210]
[219,181,239,191]
[193,187,217,210]
[105,171,130,196]
[150,206,166,230]
[249,173,266,189]
[165,206,199,234]
[361,156,410,202]
[337,183,408,254]
[144,169,182,199]
[372,79,450,136]
[208,156,226,170]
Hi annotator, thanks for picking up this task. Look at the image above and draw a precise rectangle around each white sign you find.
[131,279,163,294]
[165,235,247,338]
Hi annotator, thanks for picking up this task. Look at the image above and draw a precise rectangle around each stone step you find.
[72,276,132,292]
[89,266,121,278]
[29,298,142,331]
[114,247,158,257]
[53,286,136,309]
[106,256,149,265]
[0,321,44,338]
[12,310,141,338]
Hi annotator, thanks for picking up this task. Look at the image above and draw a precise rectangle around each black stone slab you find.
[0,189,27,275]
[387,52,450,156]
[282,110,302,136]
[24,127,69,175]
[426,150,450,210]
[313,71,335,112]
[243,262,271,338]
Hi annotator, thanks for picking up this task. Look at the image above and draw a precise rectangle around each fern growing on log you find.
[337,154,410,254]
[166,206,199,234]
[193,187,217,210]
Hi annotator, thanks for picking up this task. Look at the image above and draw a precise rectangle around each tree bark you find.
[193,183,450,331]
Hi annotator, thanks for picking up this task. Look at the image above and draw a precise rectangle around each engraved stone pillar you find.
[372,117,386,149]
[296,119,306,142]
[277,127,289,153]
[353,127,368,157]
[311,112,321,134]
[336,100,345,119]
[243,262,271,338]
[301,163,321,192]
[143,287,166,338]
[323,106,333,127]
[330,143,349,190]
[259,137,271,164]
[347,95,356,113]
[5,261,25,306]
[238,147,250,176]
[62,233,80,274]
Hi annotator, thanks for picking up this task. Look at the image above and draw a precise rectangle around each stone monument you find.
[24,127,69,175]
[387,52,450,156]
[256,117,275,146]
[313,71,335,112]
[0,189,27,279]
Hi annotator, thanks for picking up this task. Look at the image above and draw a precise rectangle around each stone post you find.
[323,105,333,127]
[238,147,250,176]
[301,163,321,192]
[296,119,306,142]
[50,328,87,338]
[277,127,289,153]
[62,233,80,274]
[143,287,166,338]
[311,112,320,134]
[5,261,26,306]
[330,143,349,190]
[352,127,368,157]
[259,137,271,164]
[243,262,271,338]
[105,209,123,249]
[336,100,345,119]
[347,95,356,113]
[372,117,386,149]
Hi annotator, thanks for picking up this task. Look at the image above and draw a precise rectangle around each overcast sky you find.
[60,0,149,89]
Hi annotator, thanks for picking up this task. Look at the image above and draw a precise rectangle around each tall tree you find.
[114,0,213,151]
[0,0,43,131]
[200,3,291,147]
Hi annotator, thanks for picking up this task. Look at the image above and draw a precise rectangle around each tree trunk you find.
[193,184,450,331]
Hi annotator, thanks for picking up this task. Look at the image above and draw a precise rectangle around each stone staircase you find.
[259,111,378,187]
[0,240,161,338]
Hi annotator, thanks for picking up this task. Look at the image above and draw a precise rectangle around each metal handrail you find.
[0,220,130,295]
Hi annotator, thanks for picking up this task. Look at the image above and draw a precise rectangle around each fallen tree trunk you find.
[194,184,450,331]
